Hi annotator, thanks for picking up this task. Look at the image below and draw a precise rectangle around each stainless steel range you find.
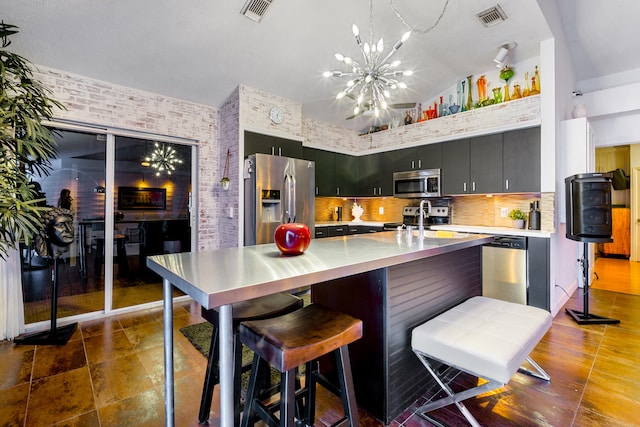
[383,198,452,231]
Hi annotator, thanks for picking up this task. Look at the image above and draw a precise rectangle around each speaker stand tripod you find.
[565,242,620,325]
[15,258,77,345]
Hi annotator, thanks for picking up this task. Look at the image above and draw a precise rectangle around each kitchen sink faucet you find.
[418,199,431,236]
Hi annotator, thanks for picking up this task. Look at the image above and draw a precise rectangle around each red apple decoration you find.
[274,223,311,256]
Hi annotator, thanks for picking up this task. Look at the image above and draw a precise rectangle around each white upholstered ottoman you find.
[411,296,552,426]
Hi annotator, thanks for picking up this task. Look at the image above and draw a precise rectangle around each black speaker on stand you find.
[565,173,620,325]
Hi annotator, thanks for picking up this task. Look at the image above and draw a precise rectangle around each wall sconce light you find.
[493,41,517,68]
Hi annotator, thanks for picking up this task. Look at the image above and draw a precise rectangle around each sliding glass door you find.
[112,136,192,309]
[22,127,195,325]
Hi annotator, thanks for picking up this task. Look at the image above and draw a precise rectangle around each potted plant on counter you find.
[508,209,527,229]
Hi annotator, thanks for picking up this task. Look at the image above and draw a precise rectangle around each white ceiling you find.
[2,0,640,133]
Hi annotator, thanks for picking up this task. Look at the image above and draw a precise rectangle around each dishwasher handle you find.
[484,236,527,249]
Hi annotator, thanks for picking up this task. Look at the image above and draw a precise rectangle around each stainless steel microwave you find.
[393,169,441,198]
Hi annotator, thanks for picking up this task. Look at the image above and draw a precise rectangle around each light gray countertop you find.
[430,224,554,238]
[146,231,492,309]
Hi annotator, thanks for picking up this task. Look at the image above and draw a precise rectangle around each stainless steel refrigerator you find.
[244,153,315,245]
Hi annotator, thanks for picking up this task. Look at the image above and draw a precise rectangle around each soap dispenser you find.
[528,201,541,230]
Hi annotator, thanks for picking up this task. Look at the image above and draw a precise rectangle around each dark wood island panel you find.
[312,245,482,424]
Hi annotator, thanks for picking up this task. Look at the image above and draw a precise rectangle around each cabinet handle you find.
[271,147,275,155]
[505,179,509,190]
[373,187,377,196]
[378,187,382,194]
[278,147,282,156]
[336,187,340,196]
[315,187,318,195]
[472,182,476,192]
[418,159,422,169]
[463,182,467,192]
[411,160,415,169]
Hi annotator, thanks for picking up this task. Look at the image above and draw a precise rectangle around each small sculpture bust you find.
[34,207,75,259]
[351,202,364,223]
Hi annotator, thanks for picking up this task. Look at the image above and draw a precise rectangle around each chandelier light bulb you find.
[377,39,384,52]
[403,70,413,76]
[402,32,411,43]
[344,57,353,65]
[336,91,346,99]
[391,60,401,68]
[352,24,359,37]
[398,82,407,89]
[354,105,360,115]
[383,89,390,98]
[357,94,364,104]
[363,43,370,55]
[347,80,355,87]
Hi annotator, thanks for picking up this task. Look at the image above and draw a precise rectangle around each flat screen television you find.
[609,168,630,190]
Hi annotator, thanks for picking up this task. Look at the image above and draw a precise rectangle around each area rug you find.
[179,291,310,400]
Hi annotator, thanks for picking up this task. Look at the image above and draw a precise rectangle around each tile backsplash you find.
[315,192,554,231]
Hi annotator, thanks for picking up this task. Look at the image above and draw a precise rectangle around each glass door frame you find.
[24,120,199,328]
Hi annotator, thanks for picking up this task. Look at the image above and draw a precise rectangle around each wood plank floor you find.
[2,260,639,426]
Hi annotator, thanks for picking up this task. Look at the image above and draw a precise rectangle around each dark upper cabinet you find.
[417,143,442,170]
[390,144,441,171]
[358,152,393,196]
[334,153,358,197]
[469,134,503,194]
[441,139,470,194]
[303,147,334,196]
[303,148,357,197]
[244,130,303,159]
[503,127,541,192]
[426,128,539,195]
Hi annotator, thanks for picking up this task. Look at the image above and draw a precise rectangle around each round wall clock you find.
[269,107,284,124]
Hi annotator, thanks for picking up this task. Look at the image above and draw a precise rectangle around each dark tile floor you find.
[1,287,639,426]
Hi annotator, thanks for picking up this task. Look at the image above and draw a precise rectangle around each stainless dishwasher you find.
[482,236,527,304]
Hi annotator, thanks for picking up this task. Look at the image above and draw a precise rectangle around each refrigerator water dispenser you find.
[261,189,281,223]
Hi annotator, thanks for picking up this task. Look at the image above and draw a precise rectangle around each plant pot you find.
[512,219,525,229]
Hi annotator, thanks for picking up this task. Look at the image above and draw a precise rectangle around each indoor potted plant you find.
[220,148,230,190]
[508,208,527,229]
[0,22,64,339]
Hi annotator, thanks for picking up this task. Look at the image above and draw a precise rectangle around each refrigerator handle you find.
[283,174,296,223]
[290,174,297,222]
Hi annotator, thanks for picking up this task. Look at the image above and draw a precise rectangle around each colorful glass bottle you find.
[534,66,541,92]
[466,75,473,111]
[477,75,487,102]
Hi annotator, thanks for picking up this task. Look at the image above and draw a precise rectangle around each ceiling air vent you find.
[241,0,274,22]
[475,4,508,27]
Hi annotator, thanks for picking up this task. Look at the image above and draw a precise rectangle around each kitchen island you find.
[147,230,492,426]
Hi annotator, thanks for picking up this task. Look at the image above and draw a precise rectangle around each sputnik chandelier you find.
[144,142,182,176]
[323,0,412,118]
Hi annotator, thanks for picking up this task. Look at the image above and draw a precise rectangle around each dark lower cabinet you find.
[314,226,328,239]
[315,225,383,238]
[528,237,550,310]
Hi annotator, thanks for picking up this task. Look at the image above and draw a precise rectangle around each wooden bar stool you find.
[239,303,363,427]
[198,292,303,425]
